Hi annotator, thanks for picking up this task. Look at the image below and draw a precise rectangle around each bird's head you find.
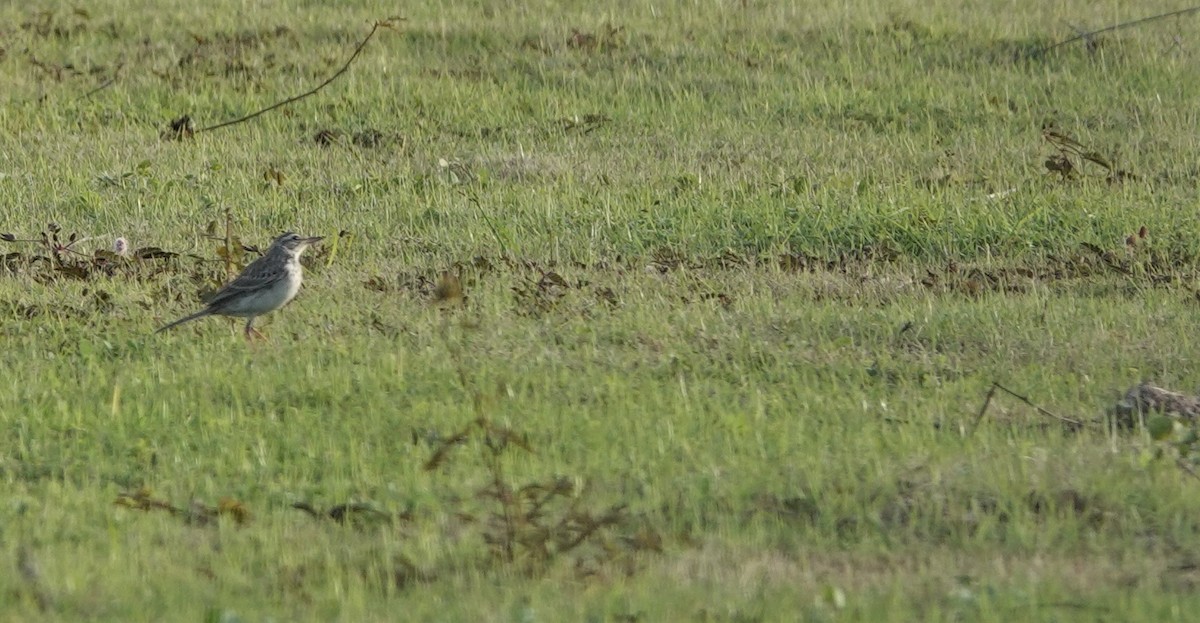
[271,231,324,256]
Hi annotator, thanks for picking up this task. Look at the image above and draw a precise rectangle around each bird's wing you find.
[205,253,288,308]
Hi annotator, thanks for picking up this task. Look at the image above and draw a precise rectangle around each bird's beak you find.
[302,236,324,245]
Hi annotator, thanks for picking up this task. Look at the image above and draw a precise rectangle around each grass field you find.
[5,0,1200,620]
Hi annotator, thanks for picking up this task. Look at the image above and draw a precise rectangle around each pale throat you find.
[283,255,304,300]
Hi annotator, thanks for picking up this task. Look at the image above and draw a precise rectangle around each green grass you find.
[4,1,1200,620]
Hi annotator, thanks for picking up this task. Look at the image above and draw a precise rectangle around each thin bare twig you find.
[76,76,116,102]
[997,382,1086,429]
[967,383,998,438]
[1031,7,1200,56]
[969,382,1087,437]
[460,190,511,260]
[194,17,403,135]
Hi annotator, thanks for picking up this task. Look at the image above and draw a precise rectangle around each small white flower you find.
[113,237,129,257]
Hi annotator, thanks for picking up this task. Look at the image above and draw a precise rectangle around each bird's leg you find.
[243,318,267,341]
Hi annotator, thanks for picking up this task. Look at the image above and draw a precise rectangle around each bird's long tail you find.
[155,308,213,334]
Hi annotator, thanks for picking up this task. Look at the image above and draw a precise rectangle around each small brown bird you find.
[156,232,323,339]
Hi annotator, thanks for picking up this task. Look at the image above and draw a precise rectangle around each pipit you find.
[156,231,323,339]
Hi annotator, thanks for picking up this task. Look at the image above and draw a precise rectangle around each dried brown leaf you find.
[134,247,178,260]
[434,271,464,305]
[217,498,251,524]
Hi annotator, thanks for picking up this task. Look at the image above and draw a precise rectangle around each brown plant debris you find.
[422,417,654,575]
[567,24,624,52]
[312,128,402,149]
[1041,126,1135,183]
[433,271,465,306]
[292,501,401,527]
[313,128,343,146]
[512,269,576,317]
[559,113,610,133]
[161,114,194,141]
[1,224,180,282]
[114,487,251,526]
